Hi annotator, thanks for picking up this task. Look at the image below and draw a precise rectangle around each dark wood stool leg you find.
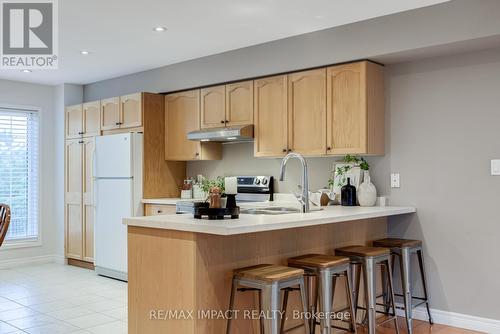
[417,249,433,325]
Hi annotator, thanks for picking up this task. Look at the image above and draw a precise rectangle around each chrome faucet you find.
[279,152,310,213]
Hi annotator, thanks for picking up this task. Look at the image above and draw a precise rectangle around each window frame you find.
[0,103,42,250]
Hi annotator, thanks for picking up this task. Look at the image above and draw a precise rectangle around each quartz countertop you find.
[124,204,416,236]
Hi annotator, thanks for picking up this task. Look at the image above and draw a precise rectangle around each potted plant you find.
[200,176,227,208]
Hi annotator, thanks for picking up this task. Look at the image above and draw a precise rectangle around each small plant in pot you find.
[328,154,369,189]
[200,176,227,208]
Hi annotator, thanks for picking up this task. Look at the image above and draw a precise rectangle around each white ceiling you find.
[0,0,449,86]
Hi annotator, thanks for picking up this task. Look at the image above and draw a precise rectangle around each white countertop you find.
[124,204,416,236]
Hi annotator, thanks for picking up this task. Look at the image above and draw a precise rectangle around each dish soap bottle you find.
[341,177,357,206]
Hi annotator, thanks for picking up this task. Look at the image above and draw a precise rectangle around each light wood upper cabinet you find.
[65,139,83,260]
[82,138,95,262]
[288,69,327,156]
[254,75,288,157]
[120,93,142,128]
[65,105,83,139]
[201,86,226,129]
[226,80,254,126]
[326,61,384,155]
[165,90,222,161]
[165,90,202,160]
[101,97,120,130]
[82,101,101,137]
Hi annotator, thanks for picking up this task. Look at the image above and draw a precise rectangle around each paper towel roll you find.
[225,177,238,195]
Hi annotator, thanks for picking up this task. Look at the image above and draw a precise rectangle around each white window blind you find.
[0,107,39,241]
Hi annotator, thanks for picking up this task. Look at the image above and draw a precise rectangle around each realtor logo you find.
[1,0,58,69]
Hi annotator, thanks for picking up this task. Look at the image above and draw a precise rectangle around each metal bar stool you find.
[226,264,310,334]
[335,246,399,334]
[373,238,433,334]
[287,254,357,334]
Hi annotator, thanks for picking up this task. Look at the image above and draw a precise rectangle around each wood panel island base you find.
[126,206,415,334]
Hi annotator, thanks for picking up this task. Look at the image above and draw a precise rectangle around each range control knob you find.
[262,178,268,185]
[254,179,261,185]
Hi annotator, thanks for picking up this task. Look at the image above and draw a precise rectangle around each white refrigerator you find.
[94,133,143,281]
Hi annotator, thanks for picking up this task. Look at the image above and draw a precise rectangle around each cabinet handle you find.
[282,149,287,153]
[327,147,331,151]
[288,149,292,152]
[78,131,84,135]
[220,120,225,124]
[78,140,84,144]
[157,210,162,214]
[224,120,228,123]
[195,152,200,156]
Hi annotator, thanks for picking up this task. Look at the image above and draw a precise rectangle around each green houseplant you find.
[329,154,370,189]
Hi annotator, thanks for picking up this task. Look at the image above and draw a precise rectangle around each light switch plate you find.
[391,173,400,188]
[491,160,500,175]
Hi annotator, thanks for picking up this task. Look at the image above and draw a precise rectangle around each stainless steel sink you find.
[240,207,302,215]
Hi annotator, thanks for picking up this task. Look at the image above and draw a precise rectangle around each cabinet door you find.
[120,93,143,128]
[326,62,366,155]
[82,101,101,137]
[144,204,177,216]
[65,104,83,139]
[254,75,288,157]
[165,90,202,160]
[65,140,83,260]
[200,85,225,129]
[101,97,120,130]
[226,80,253,126]
[82,138,95,262]
[288,69,327,156]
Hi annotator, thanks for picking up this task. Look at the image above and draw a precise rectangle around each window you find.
[0,107,39,241]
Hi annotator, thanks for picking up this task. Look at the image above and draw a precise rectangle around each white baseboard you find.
[0,254,65,269]
[394,303,500,333]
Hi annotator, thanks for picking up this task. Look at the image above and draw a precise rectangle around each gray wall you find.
[382,47,500,319]
[83,0,500,101]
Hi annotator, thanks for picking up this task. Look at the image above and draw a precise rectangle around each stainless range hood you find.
[187,125,253,142]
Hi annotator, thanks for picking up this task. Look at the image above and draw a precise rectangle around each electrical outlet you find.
[391,173,400,188]
[491,160,500,175]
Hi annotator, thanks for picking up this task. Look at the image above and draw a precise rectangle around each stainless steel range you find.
[175,176,274,213]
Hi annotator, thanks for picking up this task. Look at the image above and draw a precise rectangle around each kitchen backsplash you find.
[186,142,386,195]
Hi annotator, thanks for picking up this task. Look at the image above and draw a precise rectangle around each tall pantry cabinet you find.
[65,103,100,265]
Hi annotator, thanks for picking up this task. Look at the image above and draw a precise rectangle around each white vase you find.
[358,171,377,207]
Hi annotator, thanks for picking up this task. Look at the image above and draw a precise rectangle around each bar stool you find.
[226,264,310,334]
[373,238,433,334]
[335,246,399,334]
[287,254,357,334]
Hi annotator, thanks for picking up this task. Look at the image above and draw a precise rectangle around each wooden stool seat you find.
[335,245,390,258]
[288,253,350,268]
[373,238,422,249]
[234,264,304,282]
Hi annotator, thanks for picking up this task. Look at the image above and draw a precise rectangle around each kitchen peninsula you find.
[124,205,415,334]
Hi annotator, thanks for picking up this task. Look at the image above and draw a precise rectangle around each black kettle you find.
[341,177,357,206]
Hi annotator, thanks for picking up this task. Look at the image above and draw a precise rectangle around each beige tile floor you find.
[0,263,127,334]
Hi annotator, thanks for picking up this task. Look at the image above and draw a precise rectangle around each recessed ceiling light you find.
[153,26,167,32]
[22,69,32,73]
[80,50,90,55]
